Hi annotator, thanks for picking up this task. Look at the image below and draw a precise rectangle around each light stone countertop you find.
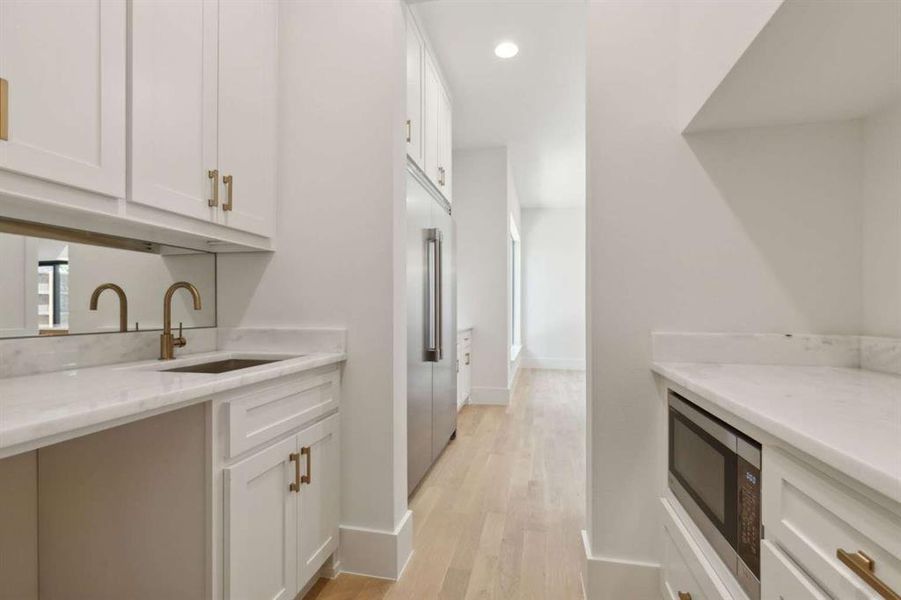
[652,362,901,505]
[0,350,345,460]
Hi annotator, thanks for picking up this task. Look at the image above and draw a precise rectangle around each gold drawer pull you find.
[465,352,471,365]
[405,119,412,143]
[207,169,219,207]
[837,549,900,600]
[0,78,8,141]
[300,446,312,485]
[222,174,234,211]
[677,592,691,600]
[289,452,301,492]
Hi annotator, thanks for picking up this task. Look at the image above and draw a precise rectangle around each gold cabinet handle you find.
[222,174,234,211]
[465,352,470,365]
[405,119,412,143]
[837,549,900,600]
[289,452,301,492]
[207,169,219,207]
[0,78,8,141]
[677,593,691,600]
[301,446,311,485]
[438,166,446,186]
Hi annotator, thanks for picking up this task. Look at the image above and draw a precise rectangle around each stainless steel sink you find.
[162,358,289,374]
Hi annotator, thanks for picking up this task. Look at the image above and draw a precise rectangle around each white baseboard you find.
[470,386,510,405]
[581,531,659,599]
[338,510,413,580]
[521,357,586,371]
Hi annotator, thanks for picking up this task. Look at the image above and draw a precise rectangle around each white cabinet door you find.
[437,86,453,202]
[217,0,277,238]
[130,0,218,222]
[423,54,441,188]
[297,414,340,587]
[225,436,298,600]
[0,0,125,197]
[405,16,424,168]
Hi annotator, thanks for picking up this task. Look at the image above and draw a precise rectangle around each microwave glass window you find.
[673,418,726,523]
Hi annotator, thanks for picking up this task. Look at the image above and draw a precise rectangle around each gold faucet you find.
[160,282,202,360]
[89,283,128,333]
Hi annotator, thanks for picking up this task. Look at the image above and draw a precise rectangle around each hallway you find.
[305,369,586,599]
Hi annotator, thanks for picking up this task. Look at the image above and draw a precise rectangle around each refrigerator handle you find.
[425,229,439,362]
[436,228,444,360]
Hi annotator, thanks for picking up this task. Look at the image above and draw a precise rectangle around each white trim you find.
[338,509,413,580]
[521,357,586,371]
[510,344,522,362]
[469,386,510,406]
[581,531,659,600]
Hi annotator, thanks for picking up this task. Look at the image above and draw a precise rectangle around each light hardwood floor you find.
[304,368,586,600]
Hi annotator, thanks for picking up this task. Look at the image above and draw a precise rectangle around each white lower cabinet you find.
[226,437,298,600]
[661,498,733,600]
[217,366,342,600]
[762,447,901,600]
[297,415,340,585]
[761,541,829,600]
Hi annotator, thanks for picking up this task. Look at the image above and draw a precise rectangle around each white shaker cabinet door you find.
[437,85,453,202]
[216,0,277,238]
[297,414,341,587]
[129,0,218,222]
[423,53,441,188]
[405,16,424,168]
[225,436,299,600]
[0,0,126,197]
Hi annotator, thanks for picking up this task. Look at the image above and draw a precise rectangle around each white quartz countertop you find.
[652,362,901,505]
[0,350,345,459]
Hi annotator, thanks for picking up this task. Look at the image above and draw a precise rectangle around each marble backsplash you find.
[0,327,346,378]
[652,331,901,376]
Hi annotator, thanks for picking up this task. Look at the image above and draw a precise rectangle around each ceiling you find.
[413,0,586,208]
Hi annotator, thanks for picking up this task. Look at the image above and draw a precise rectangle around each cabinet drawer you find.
[763,448,901,600]
[226,367,340,458]
[761,540,829,600]
[661,499,734,600]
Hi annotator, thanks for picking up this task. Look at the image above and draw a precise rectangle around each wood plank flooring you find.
[304,369,586,600]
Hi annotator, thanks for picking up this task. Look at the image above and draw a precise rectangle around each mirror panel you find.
[0,219,216,339]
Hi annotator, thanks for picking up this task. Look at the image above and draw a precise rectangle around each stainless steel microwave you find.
[668,391,762,600]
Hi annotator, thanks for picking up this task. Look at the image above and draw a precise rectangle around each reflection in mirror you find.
[0,219,216,339]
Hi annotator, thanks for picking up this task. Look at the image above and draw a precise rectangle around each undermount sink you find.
[162,358,290,374]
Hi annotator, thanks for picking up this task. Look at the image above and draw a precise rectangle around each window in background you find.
[38,260,69,331]
[510,216,522,358]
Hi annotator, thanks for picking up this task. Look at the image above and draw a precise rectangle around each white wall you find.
[0,235,38,337]
[455,146,522,404]
[521,208,585,371]
[862,101,901,337]
[677,0,782,130]
[217,0,411,578]
[506,155,522,386]
[585,1,864,594]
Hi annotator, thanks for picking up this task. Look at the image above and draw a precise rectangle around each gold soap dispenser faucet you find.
[160,282,202,360]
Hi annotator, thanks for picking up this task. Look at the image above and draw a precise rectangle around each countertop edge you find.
[0,352,346,460]
[651,361,901,507]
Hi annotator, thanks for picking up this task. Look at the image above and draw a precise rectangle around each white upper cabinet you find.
[408,9,452,203]
[437,85,453,203]
[130,0,218,223]
[217,0,277,238]
[423,54,441,188]
[405,17,425,169]
[0,0,126,198]
[131,0,275,238]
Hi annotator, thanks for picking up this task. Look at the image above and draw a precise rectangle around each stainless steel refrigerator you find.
[407,171,456,495]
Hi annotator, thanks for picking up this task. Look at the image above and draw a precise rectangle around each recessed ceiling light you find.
[494,41,519,59]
